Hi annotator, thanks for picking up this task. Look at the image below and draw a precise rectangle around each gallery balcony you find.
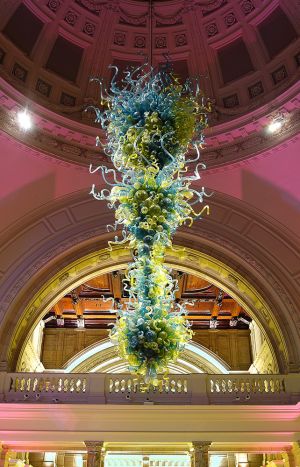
[1,372,299,405]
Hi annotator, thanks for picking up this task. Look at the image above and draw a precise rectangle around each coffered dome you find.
[0,0,299,168]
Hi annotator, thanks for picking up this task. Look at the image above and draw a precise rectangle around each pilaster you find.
[192,442,211,467]
[84,442,105,467]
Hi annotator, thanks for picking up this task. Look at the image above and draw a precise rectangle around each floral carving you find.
[206,23,218,37]
[47,0,60,12]
[224,12,237,27]
[134,36,146,48]
[155,36,167,49]
[114,32,126,46]
[64,10,78,26]
[83,22,96,36]
[175,33,187,47]
[241,0,255,15]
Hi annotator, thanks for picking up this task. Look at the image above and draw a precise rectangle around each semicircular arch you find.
[62,339,231,375]
[0,189,299,373]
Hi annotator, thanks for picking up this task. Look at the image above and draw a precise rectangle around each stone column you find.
[227,453,236,467]
[291,442,300,467]
[0,446,9,467]
[84,442,104,467]
[192,442,211,467]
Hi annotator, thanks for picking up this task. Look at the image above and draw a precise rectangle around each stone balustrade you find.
[0,372,299,405]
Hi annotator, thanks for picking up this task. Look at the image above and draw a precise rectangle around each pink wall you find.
[204,137,300,235]
[1,132,299,236]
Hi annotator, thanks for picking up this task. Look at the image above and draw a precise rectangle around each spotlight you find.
[17,110,32,131]
[268,120,282,133]
[267,113,286,134]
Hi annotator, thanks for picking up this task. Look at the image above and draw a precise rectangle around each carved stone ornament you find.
[47,0,61,12]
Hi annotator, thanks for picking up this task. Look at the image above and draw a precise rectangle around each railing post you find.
[190,375,209,404]
[87,374,105,404]
[192,442,211,467]
[84,441,105,467]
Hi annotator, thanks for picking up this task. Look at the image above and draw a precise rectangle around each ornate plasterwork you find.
[0,78,299,170]
[0,183,299,372]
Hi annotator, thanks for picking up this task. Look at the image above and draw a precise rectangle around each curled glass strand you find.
[90,64,211,382]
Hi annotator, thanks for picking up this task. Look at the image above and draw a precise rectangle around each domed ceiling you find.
[0,0,299,168]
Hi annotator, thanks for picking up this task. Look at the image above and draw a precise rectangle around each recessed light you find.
[268,119,283,133]
[17,109,32,131]
[267,113,287,134]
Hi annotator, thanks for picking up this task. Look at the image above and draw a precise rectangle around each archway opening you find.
[13,245,283,375]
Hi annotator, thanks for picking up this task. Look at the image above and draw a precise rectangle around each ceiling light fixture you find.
[267,113,286,134]
[89,0,212,382]
[17,109,32,131]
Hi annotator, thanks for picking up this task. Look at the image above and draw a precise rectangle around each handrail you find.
[0,372,299,405]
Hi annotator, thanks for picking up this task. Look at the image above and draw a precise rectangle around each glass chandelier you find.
[89,1,211,383]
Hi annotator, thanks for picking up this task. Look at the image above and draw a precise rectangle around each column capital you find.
[192,442,212,452]
[84,442,105,467]
[84,441,104,452]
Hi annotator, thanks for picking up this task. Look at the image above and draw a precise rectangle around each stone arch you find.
[0,189,299,372]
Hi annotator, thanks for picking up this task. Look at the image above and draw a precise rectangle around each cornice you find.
[0,77,299,170]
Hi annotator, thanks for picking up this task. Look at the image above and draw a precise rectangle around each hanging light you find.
[88,1,212,382]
